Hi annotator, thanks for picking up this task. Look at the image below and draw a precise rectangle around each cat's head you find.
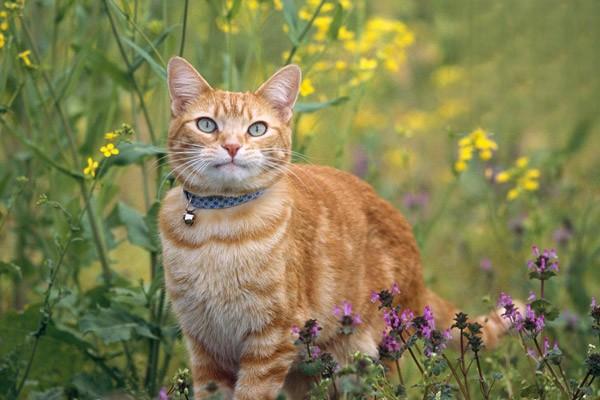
[166,56,301,195]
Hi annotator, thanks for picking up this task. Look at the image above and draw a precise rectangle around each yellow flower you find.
[339,0,352,9]
[358,57,378,70]
[298,9,312,20]
[0,16,8,31]
[273,0,283,10]
[432,66,464,88]
[0,32,4,49]
[454,160,467,172]
[313,61,329,71]
[104,131,119,140]
[385,148,410,168]
[338,26,355,41]
[215,18,239,33]
[335,60,347,70]
[297,114,318,138]
[496,171,511,183]
[83,157,99,177]
[526,168,540,179]
[100,143,119,158]
[299,78,315,97]
[18,49,33,67]
[522,179,539,191]
[516,157,528,168]
[507,188,520,201]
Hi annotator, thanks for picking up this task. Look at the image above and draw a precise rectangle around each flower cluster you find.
[372,283,450,360]
[497,292,545,337]
[527,245,559,278]
[495,156,540,200]
[281,0,414,96]
[0,10,8,49]
[333,300,362,335]
[454,128,498,172]
[82,123,133,178]
[291,319,340,381]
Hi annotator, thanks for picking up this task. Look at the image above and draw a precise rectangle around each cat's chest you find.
[160,205,290,369]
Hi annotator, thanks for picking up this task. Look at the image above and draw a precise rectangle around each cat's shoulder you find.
[288,163,377,193]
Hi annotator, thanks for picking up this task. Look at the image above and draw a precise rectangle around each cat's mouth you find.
[214,161,247,170]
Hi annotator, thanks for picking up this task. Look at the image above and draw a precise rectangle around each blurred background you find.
[0,0,599,398]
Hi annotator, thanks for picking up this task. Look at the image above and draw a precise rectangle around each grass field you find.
[1,0,599,398]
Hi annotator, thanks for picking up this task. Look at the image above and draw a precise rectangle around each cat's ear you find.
[167,56,212,115]
[256,64,301,122]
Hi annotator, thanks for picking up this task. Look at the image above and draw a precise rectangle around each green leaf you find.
[110,202,157,251]
[100,142,165,173]
[121,37,167,81]
[129,25,176,74]
[282,0,300,44]
[295,96,349,113]
[530,299,560,321]
[0,261,21,280]
[79,307,158,344]
[84,48,133,90]
[327,4,344,40]
[226,0,243,20]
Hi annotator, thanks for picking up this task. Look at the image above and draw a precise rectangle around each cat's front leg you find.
[233,325,297,400]
[185,337,235,399]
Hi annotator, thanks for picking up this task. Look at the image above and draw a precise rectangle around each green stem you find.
[571,370,591,400]
[533,336,570,397]
[399,331,424,375]
[473,351,489,400]
[442,354,469,400]
[179,0,189,56]
[285,0,328,65]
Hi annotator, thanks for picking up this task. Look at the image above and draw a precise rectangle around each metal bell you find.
[183,210,195,225]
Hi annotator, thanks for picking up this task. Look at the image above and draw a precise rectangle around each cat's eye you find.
[247,121,268,137]
[196,117,218,133]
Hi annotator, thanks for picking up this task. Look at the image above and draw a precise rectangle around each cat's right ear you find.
[167,57,212,115]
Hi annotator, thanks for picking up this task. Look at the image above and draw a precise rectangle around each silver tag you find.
[183,210,195,225]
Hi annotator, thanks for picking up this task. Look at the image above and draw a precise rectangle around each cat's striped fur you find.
[159,57,509,399]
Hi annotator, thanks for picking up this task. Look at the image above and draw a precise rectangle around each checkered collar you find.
[183,188,265,210]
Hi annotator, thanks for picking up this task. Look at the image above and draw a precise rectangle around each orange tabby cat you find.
[159,57,509,400]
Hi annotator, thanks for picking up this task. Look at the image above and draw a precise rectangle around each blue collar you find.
[183,189,265,210]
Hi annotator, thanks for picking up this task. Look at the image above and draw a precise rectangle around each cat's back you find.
[287,164,414,238]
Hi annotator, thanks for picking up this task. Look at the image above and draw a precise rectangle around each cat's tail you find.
[423,289,515,349]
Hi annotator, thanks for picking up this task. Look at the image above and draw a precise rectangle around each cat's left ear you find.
[256,64,301,123]
[167,56,213,116]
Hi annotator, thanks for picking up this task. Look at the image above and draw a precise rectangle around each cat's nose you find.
[222,143,241,158]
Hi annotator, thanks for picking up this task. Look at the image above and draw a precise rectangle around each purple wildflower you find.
[370,291,380,303]
[403,191,429,211]
[527,291,536,302]
[334,301,362,335]
[553,221,573,247]
[480,258,492,272]
[371,283,400,308]
[527,245,559,274]
[380,331,402,353]
[383,308,400,329]
[497,292,520,324]
[399,309,415,330]
[293,319,321,345]
[158,388,169,400]
[515,304,545,336]
[561,310,579,331]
